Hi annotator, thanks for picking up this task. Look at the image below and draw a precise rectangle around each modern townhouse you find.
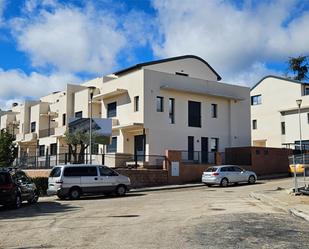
[251,75,309,149]
[1,55,251,167]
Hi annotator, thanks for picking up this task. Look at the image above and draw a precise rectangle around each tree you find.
[0,129,18,167]
[287,56,308,81]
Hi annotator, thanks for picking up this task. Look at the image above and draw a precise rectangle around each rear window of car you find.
[63,167,98,177]
[206,167,218,172]
[0,172,12,184]
[50,167,62,177]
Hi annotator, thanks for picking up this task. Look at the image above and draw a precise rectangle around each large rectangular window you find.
[39,145,45,157]
[63,167,98,177]
[251,95,262,105]
[75,111,82,118]
[169,98,175,124]
[31,122,36,133]
[156,96,164,112]
[107,102,117,118]
[107,137,117,153]
[211,104,217,118]
[134,96,139,112]
[210,138,219,152]
[188,101,201,127]
[50,143,57,156]
[281,122,286,135]
[252,120,257,130]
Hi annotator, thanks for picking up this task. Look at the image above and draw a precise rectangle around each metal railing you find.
[14,153,167,170]
[289,154,309,194]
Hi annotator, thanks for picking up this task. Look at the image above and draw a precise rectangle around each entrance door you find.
[201,137,208,164]
[134,135,145,161]
[188,136,194,161]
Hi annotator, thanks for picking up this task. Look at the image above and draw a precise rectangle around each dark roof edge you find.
[251,75,309,91]
[113,55,222,81]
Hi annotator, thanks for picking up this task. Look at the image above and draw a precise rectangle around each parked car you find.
[202,165,257,187]
[47,164,131,200]
[0,168,39,209]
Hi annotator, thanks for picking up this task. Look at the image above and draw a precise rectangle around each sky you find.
[0,0,309,109]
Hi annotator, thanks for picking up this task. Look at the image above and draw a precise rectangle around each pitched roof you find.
[113,55,222,81]
[251,75,309,91]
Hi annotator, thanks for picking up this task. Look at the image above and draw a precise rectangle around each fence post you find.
[102,154,105,165]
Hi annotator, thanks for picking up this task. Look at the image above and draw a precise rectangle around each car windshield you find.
[206,167,218,172]
[50,167,62,177]
[0,172,11,185]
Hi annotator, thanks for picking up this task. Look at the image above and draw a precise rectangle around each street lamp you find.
[88,86,96,164]
[296,99,303,151]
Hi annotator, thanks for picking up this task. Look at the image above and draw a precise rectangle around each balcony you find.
[54,126,67,136]
[39,128,55,138]
[15,133,24,142]
[24,133,37,142]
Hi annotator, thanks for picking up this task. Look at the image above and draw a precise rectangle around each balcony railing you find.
[24,132,37,142]
[39,128,55,138]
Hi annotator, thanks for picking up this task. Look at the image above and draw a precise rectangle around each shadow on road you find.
[64,193,146,201]
[0,201,79,219]
[207,182,265,189]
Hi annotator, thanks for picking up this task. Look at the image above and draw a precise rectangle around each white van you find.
[47,164,131,199]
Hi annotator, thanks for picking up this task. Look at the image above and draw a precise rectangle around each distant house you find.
[251,75,309,149]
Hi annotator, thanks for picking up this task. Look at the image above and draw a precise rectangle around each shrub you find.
[31,177,48,196]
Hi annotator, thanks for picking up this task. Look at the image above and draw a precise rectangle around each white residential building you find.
[251,75,309,149]
[1,55,251,166]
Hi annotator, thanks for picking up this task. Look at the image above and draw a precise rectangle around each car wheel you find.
[248,175,256,184]
[204,183,212,187]
[116,185,127,196]
[220,178,229,187]
[69,187,81,200]
[28,191,39,204]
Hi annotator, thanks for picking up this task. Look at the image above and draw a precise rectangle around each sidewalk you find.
[131,183,204,192]
[250,185,309,222]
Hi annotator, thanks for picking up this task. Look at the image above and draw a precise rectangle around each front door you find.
[201,137,208,164]
[188,136,194,161]
[134,135,145,161]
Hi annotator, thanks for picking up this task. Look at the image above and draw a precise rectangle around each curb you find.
[131,183,205,193]
[250,192,309,222]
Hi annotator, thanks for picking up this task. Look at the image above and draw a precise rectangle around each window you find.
[75,111,82,118]
[62,113,66,126]
[233,167,243,172]
[31,122,36,133]
[49,167,61,177]
[39,145,45,157]
[134,96,139,112]
[305,87,309,96]
[281,122,285,135]
[211,104,217,118]
[169,98,175,124]
[92,143,99,154]
[107,137,117,153]
[156,96,164,112]
[252,120,257,130]
[99,166,118,176]
[188,101,201,127]
[175,72,189,76]
[251,95,262,105]
[107,102,117,118]
[50,143,57,156]
[188,136,194,160]
[210,138,219,152]
[307,113,309,124]
[63,167,98,177]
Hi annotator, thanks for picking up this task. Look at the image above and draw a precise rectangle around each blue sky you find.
[0,0,309,109]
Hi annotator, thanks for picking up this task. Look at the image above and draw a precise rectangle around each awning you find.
[113,123,144,131]
[93,89,128,100]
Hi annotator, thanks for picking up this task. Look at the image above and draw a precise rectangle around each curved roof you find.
[251,75,309,91]
[113,55,222,81]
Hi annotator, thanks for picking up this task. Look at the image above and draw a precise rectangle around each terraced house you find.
[0,55,251,167]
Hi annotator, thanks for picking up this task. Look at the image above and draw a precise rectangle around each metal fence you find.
[14,153,167,170]
[289,154,309,194]
[180,151,224,164]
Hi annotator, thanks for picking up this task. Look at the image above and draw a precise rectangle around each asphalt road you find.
[0,179,309,249]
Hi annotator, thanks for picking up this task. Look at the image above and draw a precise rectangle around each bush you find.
[31,177,48,196]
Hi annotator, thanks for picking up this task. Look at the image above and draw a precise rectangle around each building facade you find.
[0,55,251,167]
[251,75,309,149]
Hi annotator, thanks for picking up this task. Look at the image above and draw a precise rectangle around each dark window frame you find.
[50,143,57,156]
[134,96,139,112]
[252,120,257,130]
[156,96,164,112]
[31,121,36,133]
[107,137,117,153]
[188,101,201,127]
[169,98,175,124]
[75,111,83,118]
[62,113,66,126]
[251,95,262,105]
[211,104,217,118]
[39,145,45,157]
[281,121,286,135]
[175,72,189,77]
[210,138,219,152]
[107,102,117,118]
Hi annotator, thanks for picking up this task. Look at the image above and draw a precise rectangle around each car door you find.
[227,166,237,183]
[14,172,32,200]
[233,166,247,182]
[98,166,118,193]
[79,166,100,193]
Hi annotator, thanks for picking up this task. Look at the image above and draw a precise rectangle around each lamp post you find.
[88,86,96,164]
[296,99,303,151]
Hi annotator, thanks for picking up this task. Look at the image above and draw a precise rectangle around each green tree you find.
[287,56,308,81]
[0,129,18,167]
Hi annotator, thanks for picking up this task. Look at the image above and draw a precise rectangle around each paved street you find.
[0,179,309,249]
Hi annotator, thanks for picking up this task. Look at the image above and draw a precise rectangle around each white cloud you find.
[151,0,309,86]
[0,68,80,109]
[11,4,127,74]
[0,0,5,23]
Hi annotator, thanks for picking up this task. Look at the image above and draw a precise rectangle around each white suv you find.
[47,164,131,199]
